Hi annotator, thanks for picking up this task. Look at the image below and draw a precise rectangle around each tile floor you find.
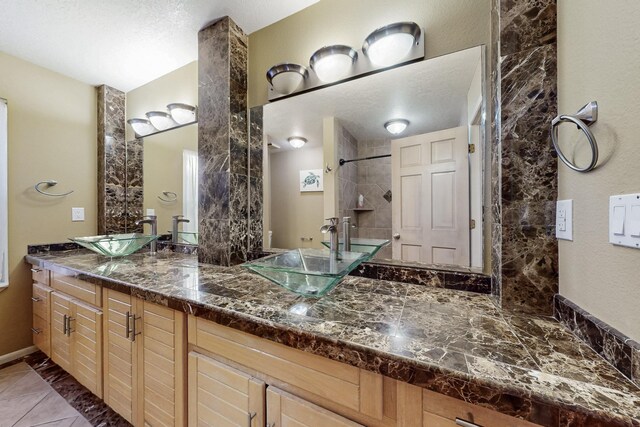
[0,362,90,427]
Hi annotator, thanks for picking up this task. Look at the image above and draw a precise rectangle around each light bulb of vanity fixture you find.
[266,63,309,95]
[384,119,409,135]
[288,136,307,149]
[167,103,197,124]
[127,118,156,136]
[146,111,176,131]
[363,22,421,67]
[309,45,358,83]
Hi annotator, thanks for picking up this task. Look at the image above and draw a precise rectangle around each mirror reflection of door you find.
[261,45,486,270]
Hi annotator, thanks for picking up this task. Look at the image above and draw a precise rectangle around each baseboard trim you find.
[0,345,38,365]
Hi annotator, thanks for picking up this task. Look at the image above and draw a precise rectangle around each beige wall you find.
[0,51,97,355]
[248,0,491,107]
[125,61,198,233]
[558,1,640,341]
[269,147,324,250]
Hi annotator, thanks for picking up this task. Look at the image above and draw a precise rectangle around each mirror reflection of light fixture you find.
[146,111,176,131]
[127,118,156,137]
[288,136,307,149]
[167,103,197,124]
[309,45,358,83]
[266,63,309,95]
[363,22,421,67]
[384,119,409,135]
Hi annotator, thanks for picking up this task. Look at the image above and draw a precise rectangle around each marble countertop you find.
[26,250,640,426]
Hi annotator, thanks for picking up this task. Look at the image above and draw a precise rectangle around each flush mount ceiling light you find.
[146,111,176,131]
[266,63,309,95]
[384,119,410,135]
[127,118,156,137]
[363,22,421,67]
[288,136,307,149]
[167,103,197,125]
[309,45,358,83]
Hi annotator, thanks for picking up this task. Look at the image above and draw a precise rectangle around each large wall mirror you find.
[258,45,488,271]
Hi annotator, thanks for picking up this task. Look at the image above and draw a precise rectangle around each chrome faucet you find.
[135,215,157,254]
[172,215,190,244]
[342,217,352,252]
[320,217,340,257]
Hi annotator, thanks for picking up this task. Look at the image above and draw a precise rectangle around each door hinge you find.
[470,219,476,229]
[468,144,475,154]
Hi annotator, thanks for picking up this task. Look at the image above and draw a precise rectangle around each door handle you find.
[393,233,400,240]
[31,327,42,335]
[62,314,68,335]
[66,316,75,336]
[455,418,482,427]
[30,268,42,273]
[247,412,256,427]
[31,297,42,302]
[125,311,132,339]
[130,313,141,342]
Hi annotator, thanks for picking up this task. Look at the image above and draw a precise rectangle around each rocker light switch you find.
[609,194,640,248]
[629,205,640,237]
[612,205,625,235]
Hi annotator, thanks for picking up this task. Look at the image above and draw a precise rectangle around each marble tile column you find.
[97,85,127,234]
[491,0,558,315]
[248,107,264,253]
[198,17,249,266]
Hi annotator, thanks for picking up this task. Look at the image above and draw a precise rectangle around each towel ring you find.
[158,191,178,202]
[551,101,598,173]
[34,180,74,197]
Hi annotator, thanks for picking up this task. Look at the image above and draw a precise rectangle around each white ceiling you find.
[0,0,318,91]
[264,46,482,153]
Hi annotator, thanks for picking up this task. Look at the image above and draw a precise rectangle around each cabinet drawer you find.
[188,316,382,417]
[51,271,101,307]
[423,390,542,427]
[32,312,50,356]
[32,282,52,320]
[30,266,49,286]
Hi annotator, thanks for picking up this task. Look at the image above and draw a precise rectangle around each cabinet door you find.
[71,300,103,398]
[103,289,137,423]
[51,292,73,372]
[188,352,265,427]
[32,282,52,356]
[138,300,186,427]
[266,387,364,427]
[32,311,50,357]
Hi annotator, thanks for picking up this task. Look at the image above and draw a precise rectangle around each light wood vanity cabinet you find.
[103,288,187,427]
[31,279,53,357]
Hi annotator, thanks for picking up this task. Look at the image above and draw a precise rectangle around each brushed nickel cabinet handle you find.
[455,418,482,427]
[30,268,42,273]
[62,314,68,335]
[31,297,42,302]
[31,327,42,335]
[125,311,131,339]
[130,314,141,342]
[247,412,256,427]
[66,316,74,336]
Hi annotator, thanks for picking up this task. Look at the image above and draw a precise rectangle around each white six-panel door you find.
[392,127,470,266]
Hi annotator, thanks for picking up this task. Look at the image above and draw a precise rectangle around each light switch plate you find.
[556,200,573,241]
[609,193,640,249]
[72,207,85,222]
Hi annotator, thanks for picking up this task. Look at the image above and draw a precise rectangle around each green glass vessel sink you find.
[242,248,369,297]
[321,238,390,260]
[177,231,198,245]
[69,233,158,257]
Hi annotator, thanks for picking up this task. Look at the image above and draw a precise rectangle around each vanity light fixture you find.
[309,45,358,83]
[384,119,409,135]
[167,103,197,125]
[288,136,307,149]
[146,111,176,131]
[266,63,309,95]
[127,118,156,137]
[363,22,421,67]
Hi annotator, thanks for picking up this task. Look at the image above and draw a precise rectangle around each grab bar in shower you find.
[550,101,599,173]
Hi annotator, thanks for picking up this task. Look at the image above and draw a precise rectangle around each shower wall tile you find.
[198,17,250,266]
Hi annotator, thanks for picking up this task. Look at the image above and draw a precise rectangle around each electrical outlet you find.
[556,200,573,241]
[72,207,85,222]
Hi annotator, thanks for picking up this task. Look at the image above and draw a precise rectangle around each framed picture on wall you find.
[299,169,323,192]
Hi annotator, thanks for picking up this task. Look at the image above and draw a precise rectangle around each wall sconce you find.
[167,103,197,124]
[146,111,176,131]
[127,118,156,137]
[288,136,307,149]
[267,63,309,95]
[309,45,358,83]
[363,22,421,67]
[384,119,409,135]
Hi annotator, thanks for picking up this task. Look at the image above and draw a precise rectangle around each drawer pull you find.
[31,297,42,302]
[31,268,42,273]
[456,418,482,427]
[247,412,256,427]
[31,327,42,335]
[62,314,68,335]
[125,311,132,339]
[66,316,74,336]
